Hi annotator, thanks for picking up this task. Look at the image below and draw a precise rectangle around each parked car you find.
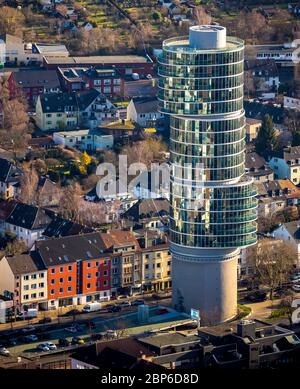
[245,291,267,302]
[91,333,105,341]
[58,338,71,347]
[64,309,81,317]
[105,330,117,339]
[22,334,38,343]
[290,275,300,283]
[45,342,57,350]
[119,301,131,308]
[72,337,85,345]
[108,305,121,313]
[37,343,50,352]
[131,299,144,306]
[16,312,25,321]
[117,295,129,300]
[0,347,10,356]
[292,284,300,292]
[21,326,36,334]
[38,317,52,325]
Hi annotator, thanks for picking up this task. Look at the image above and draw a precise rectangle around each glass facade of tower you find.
[158,34,257,249]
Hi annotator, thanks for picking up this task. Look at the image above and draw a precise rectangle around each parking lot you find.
[0,302,192,357]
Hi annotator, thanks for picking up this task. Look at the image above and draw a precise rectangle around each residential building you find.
[58,66,124,98]
[43,215,94,238]
[272,221,300,266]
[35,232,111,308]
[198,319,300,368]
[141,243,171,292]
[269,146,300,185]
[98,120,140,144]
[70,338,157,369]
[244,101,284,126]
[8,70,61,105]
[138,332,201,368]
[0,253,48,312]
[0,202,52,248]
[127,97,164,128]
[284,96,300,110]
[253,43,294,64]
[28,136,55,150]
[122,198,169,230]
[244,59,280,93]
[43,55,154,77]
[245,118,262,143]
[0,158,22,200]
[36,176,62,207]
[100,230,142,296]
[53,129,113,151]
[256,179,300,217]
[158,25,257,324]
[245,152,274,182]
[35,89,118,131]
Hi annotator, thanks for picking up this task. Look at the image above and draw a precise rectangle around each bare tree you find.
[5,239,27,256]
[59,183,82,221]
[248,240,296,300]
[193,5,212,25]
[0,77,30,156]
[19,163,39,205]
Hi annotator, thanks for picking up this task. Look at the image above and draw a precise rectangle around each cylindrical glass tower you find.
[158,26,257,324]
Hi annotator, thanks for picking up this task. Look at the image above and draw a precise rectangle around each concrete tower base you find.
[171,243,239,326]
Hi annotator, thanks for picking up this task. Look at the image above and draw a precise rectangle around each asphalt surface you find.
[0,298,173,357]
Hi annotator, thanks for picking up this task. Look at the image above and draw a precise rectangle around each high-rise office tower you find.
[158,26,257,324]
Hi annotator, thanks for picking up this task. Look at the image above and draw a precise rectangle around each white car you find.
[293,284,300,292]
[45,342,57,350]
[0,347,10,356]
[37,344,50,352]
[65,326,77,333]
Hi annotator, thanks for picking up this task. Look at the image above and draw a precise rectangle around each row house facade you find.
[256,179,300,218]
[0,253,48,313]
[35,232,111,309]
[100,230,142,296]
[141,243,172,292]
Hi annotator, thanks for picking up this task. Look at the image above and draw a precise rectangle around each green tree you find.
[152,11,162,22]
[255,114,278,158]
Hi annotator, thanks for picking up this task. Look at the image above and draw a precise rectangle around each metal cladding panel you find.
[189,25,227,50]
